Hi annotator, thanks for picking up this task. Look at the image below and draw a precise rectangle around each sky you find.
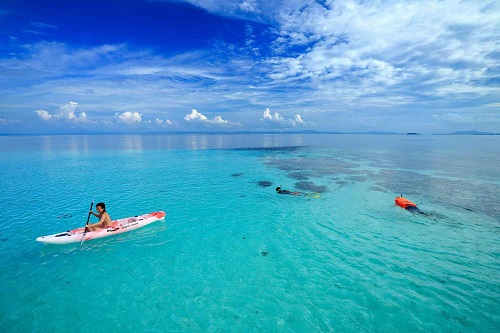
[0,0,499,134]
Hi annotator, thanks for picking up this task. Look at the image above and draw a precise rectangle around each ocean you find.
[0,134,498,332]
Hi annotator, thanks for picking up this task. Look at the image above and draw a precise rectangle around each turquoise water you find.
[0,134,498,332]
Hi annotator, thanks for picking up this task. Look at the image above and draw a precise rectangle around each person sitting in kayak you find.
[276,186,302,196]
[86,202,112,231]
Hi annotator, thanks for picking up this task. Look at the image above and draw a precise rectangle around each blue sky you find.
[0,0,498,134]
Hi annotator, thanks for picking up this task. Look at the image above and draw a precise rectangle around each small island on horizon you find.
[444,130,499,135]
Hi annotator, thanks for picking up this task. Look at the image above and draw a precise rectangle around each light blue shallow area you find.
[0,134,498,332]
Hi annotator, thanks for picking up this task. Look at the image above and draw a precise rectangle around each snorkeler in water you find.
[276,186,302,196]
[395,195,434,219]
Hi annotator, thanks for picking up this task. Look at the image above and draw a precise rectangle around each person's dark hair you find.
[96,202,106,212]
[275,187,281,192]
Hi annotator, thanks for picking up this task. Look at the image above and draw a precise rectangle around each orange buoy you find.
[395,196,417,209]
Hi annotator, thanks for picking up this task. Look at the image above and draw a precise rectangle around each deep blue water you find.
[0,134,498,332]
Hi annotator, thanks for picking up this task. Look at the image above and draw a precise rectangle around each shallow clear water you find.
[0,134,498,332]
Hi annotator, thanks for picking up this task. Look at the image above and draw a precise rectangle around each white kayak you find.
[36,211,166,245]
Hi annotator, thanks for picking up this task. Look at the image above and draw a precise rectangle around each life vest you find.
[395,197,417,209]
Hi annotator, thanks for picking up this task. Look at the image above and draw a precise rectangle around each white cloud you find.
[0,118,16,124]
[261,108,305,127]
[31,22,58,29]
[15,42,126,74]
[117,111,142,124]
[170,0,275,22]
[184,109,233,126]
[4,1,499,134]
[262,0,500,104]
[155,118,173,125]
[212,115,229,125]
[58,102,87,122]
[239,1,258,13]
[434,113,467,124]
[146,118,174,125]
[184,109,208,122]
[262,108,284,122]
[433,113,500,125]
[294,114,304,124]
[35,110,52,120]
[35,102,88,122]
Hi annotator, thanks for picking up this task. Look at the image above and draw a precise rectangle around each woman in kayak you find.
[86,202,112,231]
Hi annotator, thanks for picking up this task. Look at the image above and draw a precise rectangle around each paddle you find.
[81,201,94,245]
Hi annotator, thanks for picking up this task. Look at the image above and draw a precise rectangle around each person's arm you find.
[87,220,100,228]
[87,212,102,228]
[86,221,97,229]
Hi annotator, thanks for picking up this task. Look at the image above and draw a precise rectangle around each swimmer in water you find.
[276,186,302,196]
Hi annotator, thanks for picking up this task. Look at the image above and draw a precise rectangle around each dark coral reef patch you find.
[295,181,328,193]
[258,180,273,188]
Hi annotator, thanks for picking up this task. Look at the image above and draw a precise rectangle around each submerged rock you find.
[295,181,328,193]
[288,171,311,180]
[348,176,367,182]
[258,181,273,188]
